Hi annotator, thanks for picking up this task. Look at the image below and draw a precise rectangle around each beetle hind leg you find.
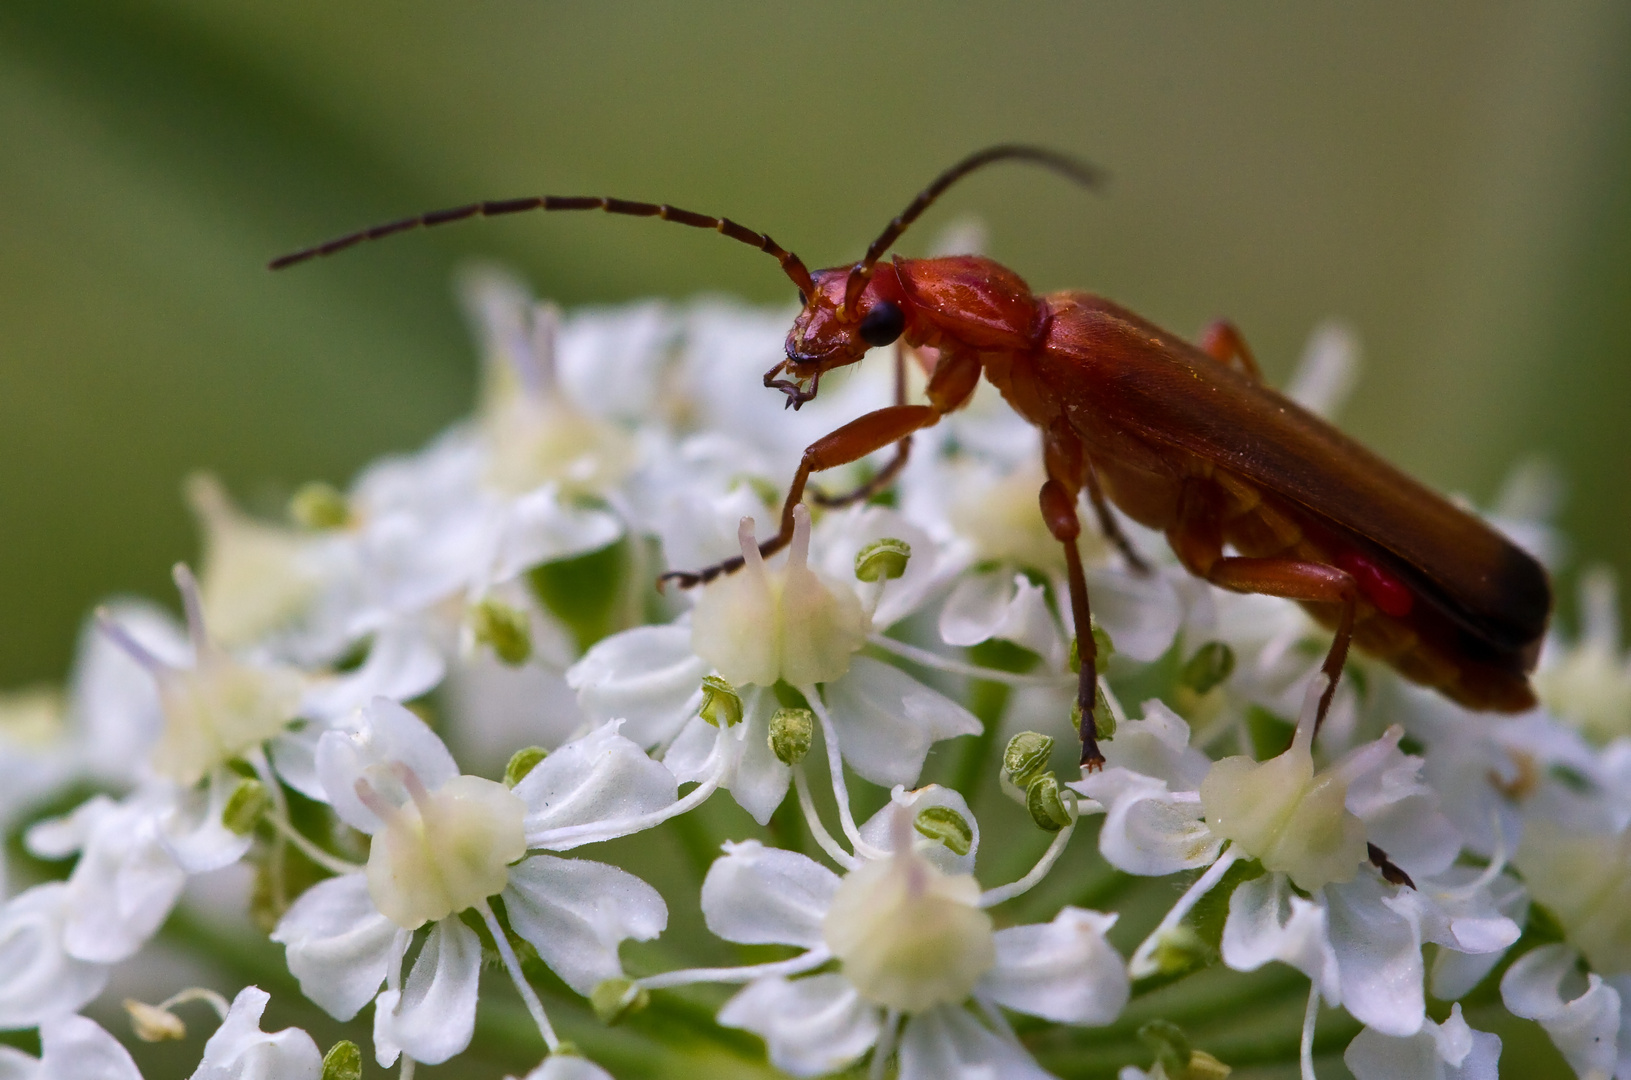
[1204,555,1359,738]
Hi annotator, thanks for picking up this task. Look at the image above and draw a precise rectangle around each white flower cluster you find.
[2,259,1629,1080]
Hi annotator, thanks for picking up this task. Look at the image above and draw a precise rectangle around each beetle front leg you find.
[660,404,937,589]
[1039,477,1105,770]
[813,342,913,509]
[1205,556,1359,736]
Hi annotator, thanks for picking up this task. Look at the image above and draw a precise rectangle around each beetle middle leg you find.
[1204,556,1359,736]
[1198,320,1263,381]
[1083,463,1150,574]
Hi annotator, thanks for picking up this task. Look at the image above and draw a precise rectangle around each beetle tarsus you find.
[1367,842,1415,889]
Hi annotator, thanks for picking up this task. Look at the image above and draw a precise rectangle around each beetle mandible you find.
[271,144,1552,769]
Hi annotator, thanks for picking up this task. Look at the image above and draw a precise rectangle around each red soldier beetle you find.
[271,145,1552,773]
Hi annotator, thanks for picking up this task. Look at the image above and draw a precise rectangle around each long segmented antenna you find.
[269,195,816,296]
[842,144,1107,316]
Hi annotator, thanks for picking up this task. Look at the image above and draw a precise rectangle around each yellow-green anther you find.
[1026,773,1072,831]
[552,1041,583,1058]
[1139,1020,1192,1078]
[699,674,743,728]
[1067,624,1117,674]
[1002,731,1054,789]
[471,599,533,666]
[590,978,649,1026]
[1183,1050,1233,1079]
[124,999,186,1042]
[1147,924,1212,980]
[320,1040,363,1080]
[289,481,351,530]
[769,706,814,765]
[504,746,548,788]
[913,805,974,856]
[221,778,269,835]
[854,537,912,582]
[1181,642,1236,695]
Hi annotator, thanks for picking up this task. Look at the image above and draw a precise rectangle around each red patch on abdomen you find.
[1336,551,1415,618]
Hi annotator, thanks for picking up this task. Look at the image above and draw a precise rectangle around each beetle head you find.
[766,264,908,410]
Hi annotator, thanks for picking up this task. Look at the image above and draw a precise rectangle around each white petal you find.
[316,698,459,833]
[566,625,708,748]
[1501,943,1621,1079]
[897,1005,1055,1080]
[858,785,981,875]
[270,874,400,1021]
[939,572,1062,665]
[1324,875,1426,1037]
[268,724,325,802]
[1096,700,1212,791]
[1076,769,1220,876]
[1220,873,1339,1003]
[0,884,109,1028]
[823,658,980,787]
[493,486,623,581]
[159,768,255,874]
[1344,1004,1502,1080]
[1426,871,1528,1001]
[503,855,667,995]
[68,600,177,783]
[717,975,879,1077]
[980,907,1128,1024]
[190,985,323,1080]
[726,688,793,826]
[660,715,719,785]
[512,1055,618,1080]
[300,627,446,723]
[379,917,482,1065]
[1084,566,1183,662]
[811,506,962,630]
[34,1014,142,1080]
[516,721,675,844]
[60,794,186,963]
[700,841,839,949]
[371,990,403,1068]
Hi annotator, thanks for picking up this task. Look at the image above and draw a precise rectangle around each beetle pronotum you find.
[272,145,1551,776]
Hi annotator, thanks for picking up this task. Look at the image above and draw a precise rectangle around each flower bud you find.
[914,805,974,856]
[1026,773,1073,831]
[1002,731,1054,790]
[221,777,270,835]
[124,999,186,1042]
[590,978,649,1026]
[854,537,911,582]
[1180,642,1236,695]
[699,675,743,728]
[288,481,351,530]
[471,598,533,666]
[504,746,548,788]
[768,707,814,766]
[320,1040,363,1080]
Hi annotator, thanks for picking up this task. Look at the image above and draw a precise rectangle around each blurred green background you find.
[2,1,1628,687]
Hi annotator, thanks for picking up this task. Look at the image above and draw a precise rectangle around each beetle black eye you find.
[858,300,905,347]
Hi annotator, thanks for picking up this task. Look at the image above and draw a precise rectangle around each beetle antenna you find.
[270,195,817,296]
[843,145,1106,315]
